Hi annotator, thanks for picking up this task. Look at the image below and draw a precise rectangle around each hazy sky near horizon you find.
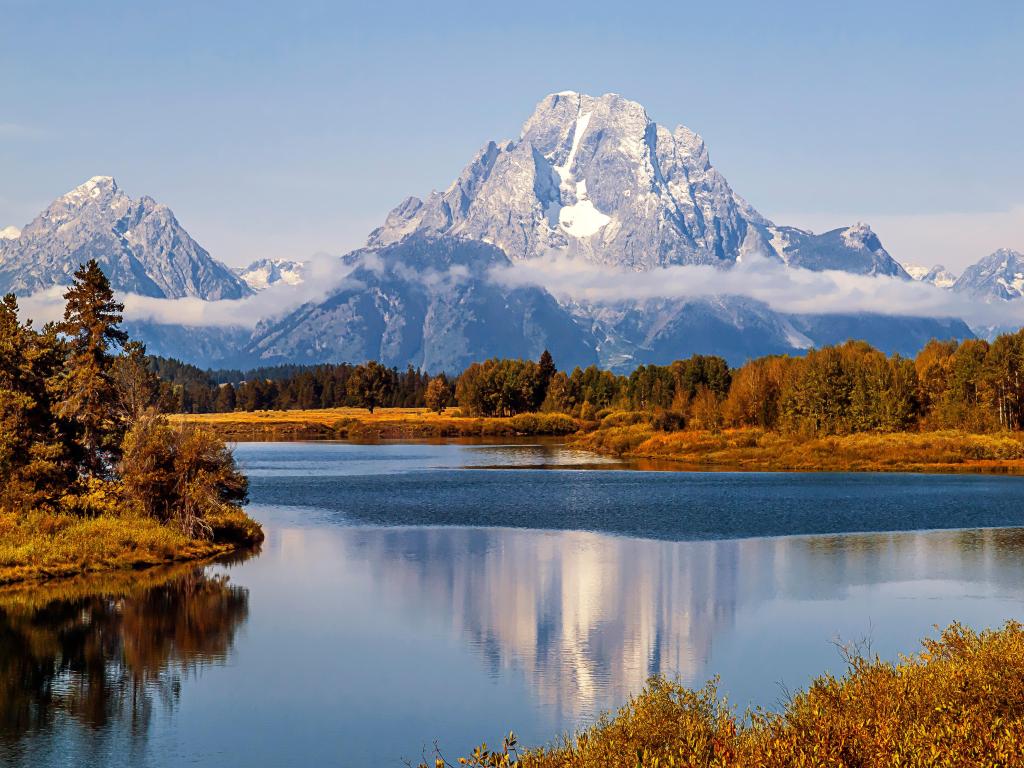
[1,0,1021,270]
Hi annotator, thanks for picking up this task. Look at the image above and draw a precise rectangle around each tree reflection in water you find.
[0,557,251,758]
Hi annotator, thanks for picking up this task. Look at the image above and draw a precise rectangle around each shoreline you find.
[0,539,259,587]
[570,426,1024,475]
[0,546,257,598]
[0,507,264,587]
[170,408,582,441]
[175,408,1024,475]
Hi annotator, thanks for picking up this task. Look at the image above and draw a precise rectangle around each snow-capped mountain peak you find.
[954,248,1024,300]
[903,263,958,289]
[0,226,20,240]
[234,259,306,291]
[368,91,908,278]
[0,177,251,300]
[63,175,117,202]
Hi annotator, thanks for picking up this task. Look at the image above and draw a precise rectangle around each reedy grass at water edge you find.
[0,505,261,585]
[172,408,582,441]
[430,622,1024,767]
[572,424,1024,473]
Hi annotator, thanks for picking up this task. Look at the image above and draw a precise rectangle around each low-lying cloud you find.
[489,253,1024,331]
[17,250,1024,337]
[19,252,360,329]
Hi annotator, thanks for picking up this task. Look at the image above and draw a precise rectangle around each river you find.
[3,441,1023,766]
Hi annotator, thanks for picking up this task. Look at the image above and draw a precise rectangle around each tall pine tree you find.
[0,295,73,511]
[56,260,129,477]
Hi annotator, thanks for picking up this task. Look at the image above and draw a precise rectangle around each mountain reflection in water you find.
[7,438,1024,767]
[0,558,251,764]
[330,524,1024,723]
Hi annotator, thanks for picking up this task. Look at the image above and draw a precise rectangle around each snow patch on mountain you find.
[903,263,957,288]
[234,259,306,291]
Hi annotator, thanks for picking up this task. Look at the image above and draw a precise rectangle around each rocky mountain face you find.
[0,176,251,299]
[250,236,599,372]
[0,94,981,372]
[253,91,946,372]
[771,223,909,276]
[369,92,908,277]
[953,249,1024,300]
[234,258,306,291]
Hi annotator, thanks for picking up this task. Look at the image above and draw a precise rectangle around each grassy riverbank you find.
[572,422,1024,473]
[438,621,1024,767]
[177,406,1024,473]
[0,504,262,585]
[172,407,581,441]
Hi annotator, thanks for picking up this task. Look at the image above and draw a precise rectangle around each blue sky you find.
[1,0,1021,269]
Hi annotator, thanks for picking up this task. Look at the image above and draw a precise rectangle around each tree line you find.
[156,329,1024,436]
[0,260,250,538]
[150,357,436,414]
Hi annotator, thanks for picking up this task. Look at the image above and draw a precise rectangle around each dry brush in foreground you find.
[429,622,1024,767]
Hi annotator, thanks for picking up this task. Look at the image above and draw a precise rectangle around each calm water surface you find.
[4,441,1024,767]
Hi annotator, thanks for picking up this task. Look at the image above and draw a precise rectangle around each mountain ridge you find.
[0,176,251,300]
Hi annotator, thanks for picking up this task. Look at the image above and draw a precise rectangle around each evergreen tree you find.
[538,350,556,402]
[347,361,397,413]
[0,295,73,511]
[56,260,129,477]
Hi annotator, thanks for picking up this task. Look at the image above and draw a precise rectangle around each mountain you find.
[0,226,20,240]
[904,262,958,289]
[953,249,1024,300]
[234,258,306,291]
[770,223,908,276]
[789,314,971,357]
[578,297,814,370]
[0,95,975,372]
[0,176,251,299]
[254,91,954,372]
[250,235,599,372]
[369,92,908,277]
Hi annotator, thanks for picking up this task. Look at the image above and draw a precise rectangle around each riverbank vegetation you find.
[160,332,1024,435]
[574,425,1024,472]
[429,621,1024,767]
[166,328,1024,471]
[0,261,262,583]
[171,407,580,441]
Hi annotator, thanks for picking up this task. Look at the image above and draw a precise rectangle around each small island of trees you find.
[0,260,262,583]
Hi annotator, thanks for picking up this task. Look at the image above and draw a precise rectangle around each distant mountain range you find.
[2,92,1019,371]
[904,248,1024,305]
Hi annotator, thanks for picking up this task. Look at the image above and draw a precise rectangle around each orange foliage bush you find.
[431,622,1024,767]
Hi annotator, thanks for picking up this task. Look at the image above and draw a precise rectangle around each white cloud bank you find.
[18,252,360,329]
[489,253,1024,331]
[18,251,1024,337]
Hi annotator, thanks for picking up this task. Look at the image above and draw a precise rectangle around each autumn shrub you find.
[599,410,652,429]
[434,622,1024,768]
[651,408,687,432]
[508,413,579,435]
[575,424,656,456]
[120,413,250,539]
